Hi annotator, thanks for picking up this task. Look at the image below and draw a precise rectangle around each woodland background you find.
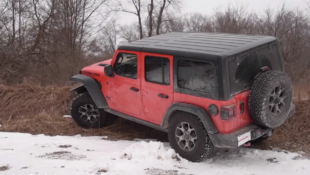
[0,0,309,89]
[0,0,310,154]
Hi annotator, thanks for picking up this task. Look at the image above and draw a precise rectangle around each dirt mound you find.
[0,83,309,154]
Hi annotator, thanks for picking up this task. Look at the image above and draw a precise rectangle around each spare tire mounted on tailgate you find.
[249,70,293,129]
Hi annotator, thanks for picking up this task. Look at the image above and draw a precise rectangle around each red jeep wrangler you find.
[70,32,295,162]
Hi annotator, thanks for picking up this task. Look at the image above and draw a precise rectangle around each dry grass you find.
[0,82,167,141]
[294,84,310,101]
[0,83,309,154]
[0,81,71,121]
[257,101,310,155]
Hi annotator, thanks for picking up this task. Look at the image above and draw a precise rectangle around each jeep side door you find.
[141,53,174,125]
[106,50,143,117]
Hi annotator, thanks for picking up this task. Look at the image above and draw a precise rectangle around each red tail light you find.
[220,104,236,120]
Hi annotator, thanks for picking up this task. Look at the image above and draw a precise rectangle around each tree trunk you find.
[12,0,16,48]
[148,0,154,37]
[156,0,166,35]
[18,0,22,49]
[138,12,143,39]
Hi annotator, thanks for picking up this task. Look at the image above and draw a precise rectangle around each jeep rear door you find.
[141,53,174,125]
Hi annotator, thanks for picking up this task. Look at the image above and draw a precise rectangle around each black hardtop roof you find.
[118,32,276,59]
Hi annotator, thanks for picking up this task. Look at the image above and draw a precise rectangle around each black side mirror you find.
[104,65,114,77]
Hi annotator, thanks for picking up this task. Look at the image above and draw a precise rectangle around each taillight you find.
[220,104,236,120]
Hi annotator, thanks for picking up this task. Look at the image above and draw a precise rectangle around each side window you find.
[145,56,170,85]
[114,53,138,79]
[177,60,216,93]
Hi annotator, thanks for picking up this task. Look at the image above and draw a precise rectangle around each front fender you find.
[161,103,218,134]
[71,74,108,109]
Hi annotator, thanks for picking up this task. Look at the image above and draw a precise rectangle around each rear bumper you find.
[209,124,272,148]
[210,102,295,148]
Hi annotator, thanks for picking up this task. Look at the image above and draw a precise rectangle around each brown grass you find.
[0,81,71,121]
[0,83,309,154]
[257,101,310,155]
[0,82,167,141]
[294,84,310,102]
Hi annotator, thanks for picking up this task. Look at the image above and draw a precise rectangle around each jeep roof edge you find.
[118,32,277,59]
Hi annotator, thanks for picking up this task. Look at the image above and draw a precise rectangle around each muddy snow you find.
[0,132,309,175]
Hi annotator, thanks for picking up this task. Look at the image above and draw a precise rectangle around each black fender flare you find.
[70,84,86,95]
[161,103,218,134]
[70,74,109,109]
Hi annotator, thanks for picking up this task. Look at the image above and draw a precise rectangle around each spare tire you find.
[249,70,293,128]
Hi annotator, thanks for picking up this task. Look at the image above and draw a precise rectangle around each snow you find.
[0,132,309,175]
[63,115,72,118]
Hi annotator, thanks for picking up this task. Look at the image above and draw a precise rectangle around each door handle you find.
[240,101,244,114]
[130,87,139,92]
[158,93,168,99]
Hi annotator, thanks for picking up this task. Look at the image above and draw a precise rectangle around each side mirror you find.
[104,65,114,77]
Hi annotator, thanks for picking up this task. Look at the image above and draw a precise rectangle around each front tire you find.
[168,112,214,162]
[71,92,110,129]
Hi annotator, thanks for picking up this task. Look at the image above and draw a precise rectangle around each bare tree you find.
[0,0,310,88]
[161,13,185,32]
[183,13,214,32]
[119,23,140,43]
[155,0,166,35]
[213,5,257,34]
[0,0,112,85]
[154,0,181,35]
[119,0,181,39]
[147,0,154,37]
[100,20,119,57]
[119,0,143,39]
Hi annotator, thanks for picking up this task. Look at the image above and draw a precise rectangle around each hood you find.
[81,59,112,79]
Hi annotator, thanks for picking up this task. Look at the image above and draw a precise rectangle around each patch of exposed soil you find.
[38,151,86,160]
[58,145,72,148]
[145,168,193,175]
[97,169,108,174]
[0,165,10,171]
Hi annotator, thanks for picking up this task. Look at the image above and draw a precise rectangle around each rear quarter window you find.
[177,60,217,94]
[229,45,283,96]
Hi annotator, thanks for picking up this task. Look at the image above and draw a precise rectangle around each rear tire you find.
[71,92,111,129]
[168,111,214,162]
[249,70,293,128]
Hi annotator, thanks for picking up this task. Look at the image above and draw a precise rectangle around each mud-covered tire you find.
[71,92,111,129]
[168,111,214,162]
[249,70,293,128]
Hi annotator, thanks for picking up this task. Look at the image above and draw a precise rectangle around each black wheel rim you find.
[175,122,197,152]
[269,85,286,116]
[78,104,100,123]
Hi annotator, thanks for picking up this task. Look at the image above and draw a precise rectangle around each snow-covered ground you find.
[0,132,309,175]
